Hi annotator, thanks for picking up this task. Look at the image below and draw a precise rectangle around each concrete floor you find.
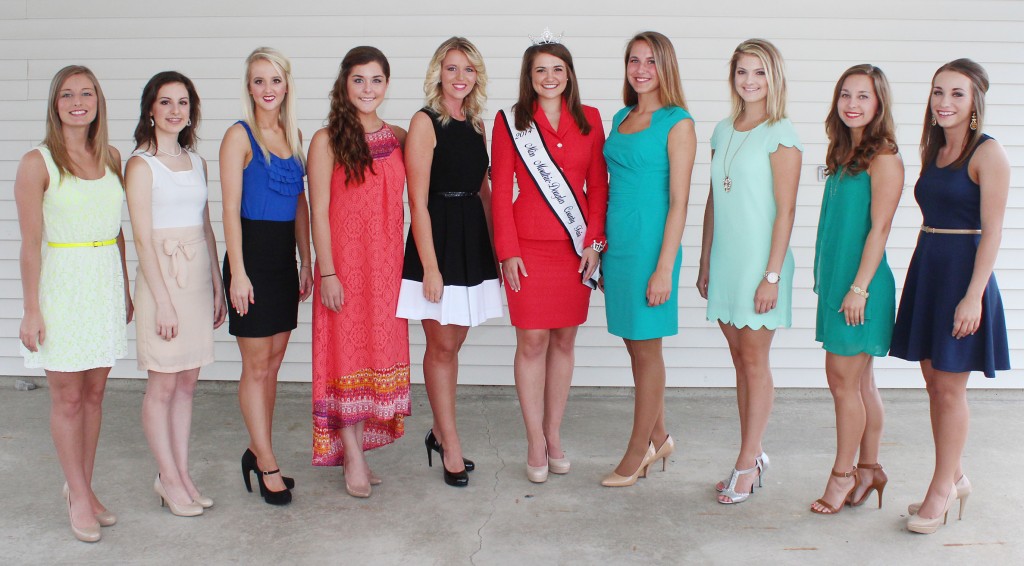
[1,377,1022,565]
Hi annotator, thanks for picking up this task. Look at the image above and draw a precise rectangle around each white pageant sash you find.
[500,106,598,289]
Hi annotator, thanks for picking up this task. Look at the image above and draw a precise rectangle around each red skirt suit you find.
[491,101,609,329]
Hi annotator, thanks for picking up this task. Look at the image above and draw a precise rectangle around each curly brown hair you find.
[824,64,898,176]
[326,46,390,185]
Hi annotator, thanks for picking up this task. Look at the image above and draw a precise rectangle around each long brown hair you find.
[920,58,989,172]
[512,43,591,135]
[327,46,390,185]
[133,71,202,153]
[824,64,897,176]
[622,32,687,109]
[43,65,123,186]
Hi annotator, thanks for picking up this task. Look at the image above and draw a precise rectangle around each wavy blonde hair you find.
[241,47,305,166]
[423,37,487,134]
[43,65,123,186]
[729,38,788,124]
[622,31,688,109]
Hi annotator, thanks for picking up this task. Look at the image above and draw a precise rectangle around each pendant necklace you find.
[720,124,753,193]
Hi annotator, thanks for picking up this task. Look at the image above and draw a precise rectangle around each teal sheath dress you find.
[707,118,801,330]
[814,168,895,356]
[602,105,692,340]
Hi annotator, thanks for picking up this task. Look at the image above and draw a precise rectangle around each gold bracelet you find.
[850,285,869,299]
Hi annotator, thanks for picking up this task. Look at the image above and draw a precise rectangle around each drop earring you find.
[150,117,155,127]
[970,112,978,131]
[186,118,192,127]
[930,115,936,126]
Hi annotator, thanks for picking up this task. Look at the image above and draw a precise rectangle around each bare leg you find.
[421,320,470,473]
[48,369,106,530]
[168,369,201,499]
[916,361,969,519]
[718,325,775,503]
[237,331,292,493]
[542,326,578,460]
[850,359,886,502]
[143,370,193,505]
[79,367,111,515]
[613,338,665,476]
[514,328,551,467]
[340,424,369,492]
[811,352,870,512]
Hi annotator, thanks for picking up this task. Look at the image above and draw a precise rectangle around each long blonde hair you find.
[241,47,305,166]
[729,38,788,124]
[43,65,123,186]
[622,32,688,109]
[423,37,488,134]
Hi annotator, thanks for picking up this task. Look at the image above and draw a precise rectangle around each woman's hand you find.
[646,269,672,307]
[319,275,345,313]
[695,265,709,300]
[839,291,866,326]
[952,295,983,339]
[298,265,313,302]
[125,294,135,324]
[19,310,45,352]
[155,302,179,341]
[578,248,600,283]
[213,287,227,329]
[230,272,255,316]
[753,280,778,314]
[501,257,527,292]
[423,268,443,303]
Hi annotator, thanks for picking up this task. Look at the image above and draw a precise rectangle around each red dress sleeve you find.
[582,106,609,249]
[490,111,521,261]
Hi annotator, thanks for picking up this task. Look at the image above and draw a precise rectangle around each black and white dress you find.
[396,108,503,326]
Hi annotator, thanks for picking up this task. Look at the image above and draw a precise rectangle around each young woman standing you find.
[696,39,802,504]
[221,47,312,505]
[15,65,131,542]
[490,39,607,483]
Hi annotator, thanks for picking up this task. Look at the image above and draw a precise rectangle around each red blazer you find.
[490,101,609,261]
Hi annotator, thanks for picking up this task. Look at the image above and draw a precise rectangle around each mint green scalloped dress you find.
[706,118,801,330]
[814,167,895,356]
[21,147,127,371]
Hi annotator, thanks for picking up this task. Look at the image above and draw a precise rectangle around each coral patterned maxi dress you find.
[312,126,411,466]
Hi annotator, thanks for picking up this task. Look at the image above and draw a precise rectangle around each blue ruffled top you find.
[238,120,305,221]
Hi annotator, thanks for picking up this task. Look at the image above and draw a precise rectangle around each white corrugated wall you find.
[1,0,1020,387]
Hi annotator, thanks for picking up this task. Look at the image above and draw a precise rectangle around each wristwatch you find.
[764,271,780,284]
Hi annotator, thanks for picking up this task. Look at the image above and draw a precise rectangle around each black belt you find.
[434,191,476,199]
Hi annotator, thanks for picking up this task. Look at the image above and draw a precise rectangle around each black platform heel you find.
[242,448,295,490]
[424,429,469,487]
[241,450,293,505]
[424,429,475,472]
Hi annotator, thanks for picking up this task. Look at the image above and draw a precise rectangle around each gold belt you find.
[48,238,117,248]
[921,226,981,235]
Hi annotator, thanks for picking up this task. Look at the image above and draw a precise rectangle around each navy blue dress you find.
[890,135,1009,377]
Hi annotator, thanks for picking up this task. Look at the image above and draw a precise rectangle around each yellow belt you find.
[48,238,117,248]
[921,226,982,235]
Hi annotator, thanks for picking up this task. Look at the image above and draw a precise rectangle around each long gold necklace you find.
[721,128,752,193]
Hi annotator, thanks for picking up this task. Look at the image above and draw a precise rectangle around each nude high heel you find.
[64,481,116,527]
[651,435,675,472]
[601,443,656,487]
[154,475,203,517]
[63,485,100,543]
[908,474,970,519]
[907,482,958,534]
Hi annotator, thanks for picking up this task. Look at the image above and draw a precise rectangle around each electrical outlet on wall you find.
[817,165,827,182]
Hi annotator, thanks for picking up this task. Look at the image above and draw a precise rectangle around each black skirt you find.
[224,218,299,338]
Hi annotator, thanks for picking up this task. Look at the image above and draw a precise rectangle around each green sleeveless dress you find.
[814,167,895,356]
